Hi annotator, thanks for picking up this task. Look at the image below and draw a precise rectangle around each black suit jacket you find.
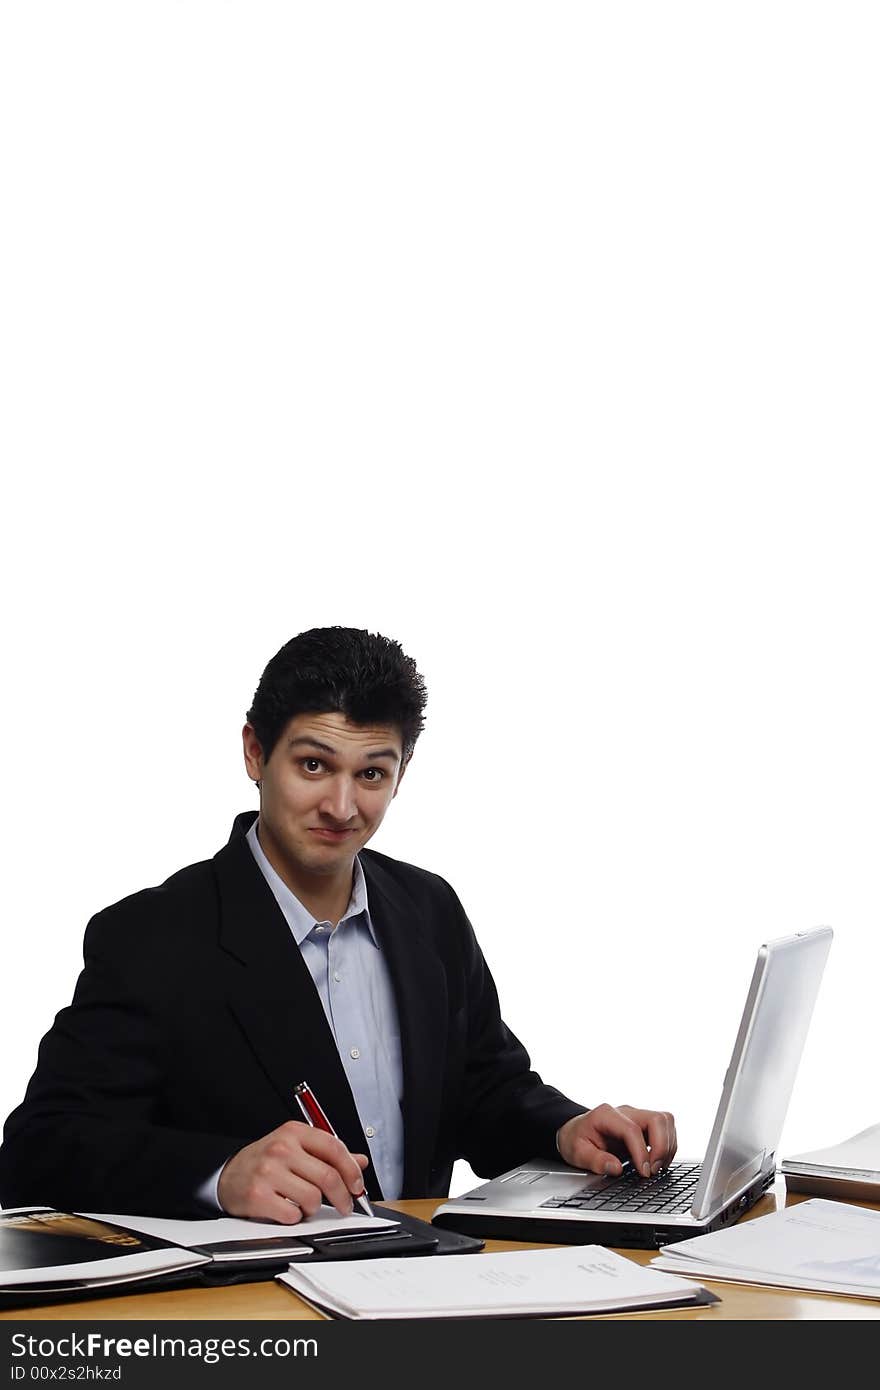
[0,814,585,1215]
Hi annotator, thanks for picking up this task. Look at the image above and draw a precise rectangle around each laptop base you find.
[432,1168,775,1249]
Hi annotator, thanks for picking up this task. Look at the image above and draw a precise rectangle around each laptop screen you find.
[692,927,832,1220]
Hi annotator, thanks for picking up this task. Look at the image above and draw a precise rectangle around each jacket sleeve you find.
[0,910,248,1216]
[443,881,588,1177]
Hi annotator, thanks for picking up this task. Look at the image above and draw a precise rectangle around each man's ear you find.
[242,723,265,784]
[392,754,411,799]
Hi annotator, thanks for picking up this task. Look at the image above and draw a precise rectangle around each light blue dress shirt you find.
[244,818,404,1200]
[199,822,405,1207]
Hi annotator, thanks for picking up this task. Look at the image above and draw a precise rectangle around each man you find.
[0,627,676,1221]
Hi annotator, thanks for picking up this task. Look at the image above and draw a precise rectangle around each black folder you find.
[0,1205,483,1310]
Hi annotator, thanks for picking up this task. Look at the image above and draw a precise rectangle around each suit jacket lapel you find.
[361,853,448,1195]
[211,830,381,1197]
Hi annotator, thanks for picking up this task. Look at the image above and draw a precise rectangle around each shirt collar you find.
[245,817,378,948]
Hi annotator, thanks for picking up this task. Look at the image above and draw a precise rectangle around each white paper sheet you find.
[82,1204,396,1251]
[651,1198,880,1298]
[782,1122,880,1177]
[1,1244,207,1288]
[278,1244,707,1319]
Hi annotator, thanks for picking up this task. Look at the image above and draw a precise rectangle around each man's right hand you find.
[217,1121,370,1223]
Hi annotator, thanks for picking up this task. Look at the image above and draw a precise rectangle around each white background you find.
[1,3,878,1202]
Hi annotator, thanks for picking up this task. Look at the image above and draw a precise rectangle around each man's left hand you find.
[556,1104,677,1178]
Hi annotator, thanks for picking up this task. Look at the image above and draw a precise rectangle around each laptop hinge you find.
[721,1150,768,1204]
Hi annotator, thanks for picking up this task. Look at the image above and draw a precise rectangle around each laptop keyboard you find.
[540,1162,703,1215]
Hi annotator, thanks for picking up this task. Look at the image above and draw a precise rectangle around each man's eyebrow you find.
[286,736,399,761]
[287,737,337,755]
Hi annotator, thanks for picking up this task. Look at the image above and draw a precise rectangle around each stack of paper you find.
[651,1199,880,1299]
[781,1122,880,1200]
[278,1244,712,1319]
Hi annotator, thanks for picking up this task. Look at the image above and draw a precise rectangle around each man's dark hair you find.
[247,627,428,764]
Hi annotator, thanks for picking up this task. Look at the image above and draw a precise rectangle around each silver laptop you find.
[433,927,832,1248]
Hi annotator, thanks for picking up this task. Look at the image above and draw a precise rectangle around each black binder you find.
[0,1205,483,1310]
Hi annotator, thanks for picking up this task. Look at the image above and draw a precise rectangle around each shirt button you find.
[350,1047,360,1059]
[333,971,341,982]
[365,1126,376,1138]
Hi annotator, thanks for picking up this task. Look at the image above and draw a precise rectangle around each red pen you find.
[294,1080,375,1218]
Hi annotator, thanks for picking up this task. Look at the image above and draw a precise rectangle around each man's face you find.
[242,710,406,883]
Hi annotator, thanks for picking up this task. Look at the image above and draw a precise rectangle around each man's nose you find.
[320,776,358,823]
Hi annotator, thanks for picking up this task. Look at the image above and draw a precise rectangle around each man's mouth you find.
[309,827,356,841]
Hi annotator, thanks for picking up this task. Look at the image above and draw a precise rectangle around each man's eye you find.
[360,768,384,782]
[302,758,324,773]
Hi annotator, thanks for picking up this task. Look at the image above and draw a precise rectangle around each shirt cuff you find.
[195,1163,226,1211]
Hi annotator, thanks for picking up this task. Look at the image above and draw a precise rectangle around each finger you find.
[283,1151,360,1216]
[258,1133,353,1216]
[618,1108,679,1175]
[592,1110,653,1177]
[564,1130,630,1178]
[275,1124,365,1207]
[286,1123,370,1195]
[351,1153,370,1194]
[234,1185,309,1224]
[232,1152,327,1220]
[557,1106,638,1177]
[645,1111,676,1174]
[660,1113,677,1168]
[276,1175,327,1219]
[261,1196,306,1224]
[578,1142,628,1178]
[639,1111,676,1173]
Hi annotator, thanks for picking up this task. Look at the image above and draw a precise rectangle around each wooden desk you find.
[2,1182,879,1320]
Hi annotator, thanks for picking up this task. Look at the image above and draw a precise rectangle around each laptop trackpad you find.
[466,1169,600,1208]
